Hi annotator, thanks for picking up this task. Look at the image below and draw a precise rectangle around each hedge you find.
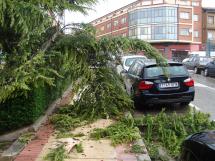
[0,76,72,134]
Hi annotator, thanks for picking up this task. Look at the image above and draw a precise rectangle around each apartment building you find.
[202,8,215,43]
[91,0,203,61]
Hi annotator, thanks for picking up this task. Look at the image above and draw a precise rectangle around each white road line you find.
[190,103,201,111]
[195,82,215,91]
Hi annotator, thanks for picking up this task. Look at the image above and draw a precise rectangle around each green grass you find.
[75,143,84,153]
[90,118,140,146]
[18,132,35,144]
[135,109,215,158]
[130,144,144,154]
[44,144,69,161]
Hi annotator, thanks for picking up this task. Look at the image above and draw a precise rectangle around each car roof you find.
[137,59,183,67]
[121,55,147,59]
[186,131,215,150]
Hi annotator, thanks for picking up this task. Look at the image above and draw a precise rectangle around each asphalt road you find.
[190,72,215,120]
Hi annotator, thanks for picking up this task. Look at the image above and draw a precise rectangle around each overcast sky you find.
[65,0,215,24]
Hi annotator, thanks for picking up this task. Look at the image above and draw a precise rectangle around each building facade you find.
[91,0,204,61]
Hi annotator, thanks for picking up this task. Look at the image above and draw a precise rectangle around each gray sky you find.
[65,0,215,24]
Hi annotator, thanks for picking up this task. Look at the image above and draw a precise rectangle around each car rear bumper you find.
[136,88,195,105]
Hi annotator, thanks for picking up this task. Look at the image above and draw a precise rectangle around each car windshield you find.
[200,57,213,63]
[145,65,188,78]
[125,57,145,67]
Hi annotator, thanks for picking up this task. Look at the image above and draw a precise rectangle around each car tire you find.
[194,67,200,74]
[204,68,209,77]
[181,102,190,107]
[134,99,141,110]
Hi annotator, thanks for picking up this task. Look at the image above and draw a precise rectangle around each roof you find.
[203,7,215,12]
[90,0,139,23]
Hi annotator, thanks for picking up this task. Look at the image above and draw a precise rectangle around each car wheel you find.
[204,68,209,77]
[134,97,142,110]
[181,102,190,107]
[194,67,199,74]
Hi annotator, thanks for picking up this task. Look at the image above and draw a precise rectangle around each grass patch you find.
[18,132,35,144]
[50,114,83,132]
[130,144,144,154]
[75,143,83,153]
[135,109,215,158]
[44,143,69,161]
[0,142,12,151]
[90,117,140,146]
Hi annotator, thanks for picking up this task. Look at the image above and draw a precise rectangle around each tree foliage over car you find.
[0,0,165,132]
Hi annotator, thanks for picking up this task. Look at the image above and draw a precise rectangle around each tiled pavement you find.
[14,124,54,161]
[16,119,137,161]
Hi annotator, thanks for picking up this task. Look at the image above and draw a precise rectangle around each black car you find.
[180,131,215,161]
[183,55,213,74]
[204,60,215,77]
[122,60,195,107]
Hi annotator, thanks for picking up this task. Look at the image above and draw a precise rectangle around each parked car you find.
[116,55,147,75]
[180,131,215,161]
[122,60,195,108]
[204,60,215,77]
[183,55,213,74]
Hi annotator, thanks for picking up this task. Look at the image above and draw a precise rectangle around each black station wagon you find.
[122,60,195,108]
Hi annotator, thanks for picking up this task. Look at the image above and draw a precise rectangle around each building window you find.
[122,33,127,37]
[180,12,190,19]
[180,28,190,36]
[114,20,118,26]
[193,14,198,21]
[129,28,137,37]
[208,31,214,40]
[208,16,214,24]
[192,1,199,6]
[107,23,111,29]
[121,17,127,24]
[100,26,104,31]
[194,31,199,38]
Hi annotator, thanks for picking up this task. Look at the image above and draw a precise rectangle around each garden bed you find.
[135,108,215,160]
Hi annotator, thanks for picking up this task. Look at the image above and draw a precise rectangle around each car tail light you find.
[138,81,154,90]
[184,78,194,87]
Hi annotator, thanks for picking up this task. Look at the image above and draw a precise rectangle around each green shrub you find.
[62,67,133,121]
[50,114,81,132]
[135,109,215,158]
[0,77,71,134]
[44,143,69,161]
[90,119,141,146]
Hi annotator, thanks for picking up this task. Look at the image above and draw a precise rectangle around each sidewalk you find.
[15,119,137,161]
[36,119,137,161]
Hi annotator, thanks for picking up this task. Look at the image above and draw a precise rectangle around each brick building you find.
[202,8,215,43]
[91,0,205,61]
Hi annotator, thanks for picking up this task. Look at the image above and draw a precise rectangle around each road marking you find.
[195,82,215,91]
[190,103,201,111]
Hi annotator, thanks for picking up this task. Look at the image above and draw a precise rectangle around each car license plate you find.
[159,82,179,89]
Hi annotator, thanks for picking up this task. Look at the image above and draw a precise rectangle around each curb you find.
[0,140,25,161]
[135,136,151,161]
[124,112,151,161]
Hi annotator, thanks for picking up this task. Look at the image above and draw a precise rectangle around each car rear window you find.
[125,57,145,67]
[144,65,188,78]
[200,57,213,63]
